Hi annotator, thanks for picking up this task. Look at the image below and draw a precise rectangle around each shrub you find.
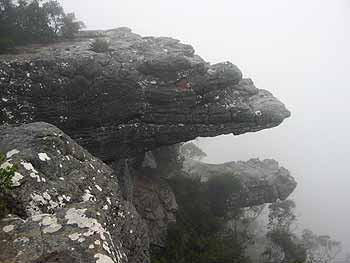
[0,37,15,53]
[61,12,85,39]
[90,38,111,53]
[151,175,250,263]
[0,153,16,190]
[0,152,17,219]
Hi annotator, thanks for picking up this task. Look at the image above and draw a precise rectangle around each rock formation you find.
[0,27,290,161]
[183,158,297,208]
[0,123,148,263]
[0,28,294,262]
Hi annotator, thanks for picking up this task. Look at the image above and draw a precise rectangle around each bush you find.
[0,37,15,53]
[206,173,242,217]
[0,0,85,51]
[90,38,111,53]
[0,153,16,190]
[151,175,249,263]
[0,152,17,219]
[61,12,85,39]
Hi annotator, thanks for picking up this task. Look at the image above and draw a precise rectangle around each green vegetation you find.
[151,174,250,263]
[0,152,16,190]
[0,152,17,219]
[180,142,207,161]
[90,38,110,53]
[263,200,307,263]
[0,0,85,53]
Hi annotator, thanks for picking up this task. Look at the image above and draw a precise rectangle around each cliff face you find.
[0,28,293,263]
[0,27,290,161]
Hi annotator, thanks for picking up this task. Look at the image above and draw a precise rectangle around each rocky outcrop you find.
[0,27,290,161]
[0,122,149,263]
[183,158,297,208]
[0,28,294,262]
[112,150,179,248]
[133,174,177,248]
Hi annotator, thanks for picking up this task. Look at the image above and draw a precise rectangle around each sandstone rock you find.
[133,174,177,248]
[183,158,297,208]
[0,122,149,263]
[0,28,290,161]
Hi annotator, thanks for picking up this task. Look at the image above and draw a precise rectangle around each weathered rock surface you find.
[0,122,149,263]
[133,174,177,248]
[183,158,297,208]
[110,150,178,248]
[0,27,290,161]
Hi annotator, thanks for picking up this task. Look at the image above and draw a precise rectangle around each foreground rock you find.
[0,122,149,263]
[0,27,290,161]
[183,158,297,208]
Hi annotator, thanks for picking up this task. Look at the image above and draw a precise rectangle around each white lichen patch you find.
[12,172,24,186]
[82,189,96,202]
[255,110,262,116]
[6,149,19,159]
[0,161,13,170]
[41,215,62,234]
[95,240,101,245]
[69,232,81,241]
[2,225,14,233]
[38,153,51,161]
[65,208,117,258]
[42,192,51,200]
[21,161,44,183]
[94,253,115,263]
[32,214,45,222]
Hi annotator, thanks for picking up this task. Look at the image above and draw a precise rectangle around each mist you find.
[60,0,350,257]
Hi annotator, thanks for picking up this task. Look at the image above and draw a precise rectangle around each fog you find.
[60,0,350,257]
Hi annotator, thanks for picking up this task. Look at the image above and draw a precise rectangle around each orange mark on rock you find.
[177,79,191,91]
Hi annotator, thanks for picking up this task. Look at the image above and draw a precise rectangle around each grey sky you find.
[60,0,350,257]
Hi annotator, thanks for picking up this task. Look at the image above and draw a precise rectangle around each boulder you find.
[0,122,149,263]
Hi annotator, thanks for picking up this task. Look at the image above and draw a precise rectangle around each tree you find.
[0,0,85,53]
[0,0,17,50]
[61,12,85,38]
[42,0,64,34]
[180,142,207,161]
[263,200,307,263]
[302,229,341,263]
[151,174,250,263]
[268,199,296,232]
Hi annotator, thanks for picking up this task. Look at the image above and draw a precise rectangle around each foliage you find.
[265,229,307,263]
[180,142,207,161]
[90,38,111,53]
[206,173,242,217]
[268,199,296,232]
[0,0,85,53]
[0,152,17,219]
[0,152,16,190]
[263,199,307,263]
[302,229,342,263]
[151,174,250,263]
[61,12,85,39]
